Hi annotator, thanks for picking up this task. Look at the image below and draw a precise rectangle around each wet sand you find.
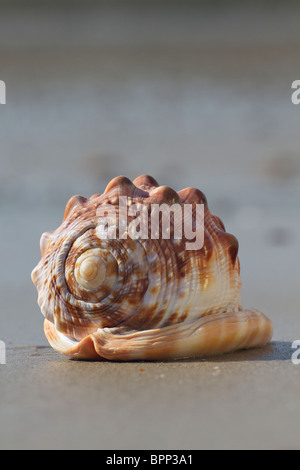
[0,2,300,449]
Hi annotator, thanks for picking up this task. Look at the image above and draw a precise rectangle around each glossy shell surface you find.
[32,175,273,360]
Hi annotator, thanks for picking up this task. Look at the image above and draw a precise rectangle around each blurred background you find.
[0,0,300,450]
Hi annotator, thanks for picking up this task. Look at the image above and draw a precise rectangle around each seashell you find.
[31,175,273,361]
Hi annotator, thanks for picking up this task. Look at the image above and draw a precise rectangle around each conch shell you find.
[32,175,272,360]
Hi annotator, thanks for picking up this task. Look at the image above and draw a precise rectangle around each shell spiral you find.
[32,175,273,360]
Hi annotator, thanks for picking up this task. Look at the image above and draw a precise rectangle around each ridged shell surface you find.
[32,175,273,360]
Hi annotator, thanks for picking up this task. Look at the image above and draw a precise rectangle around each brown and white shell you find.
[31,175,273,360]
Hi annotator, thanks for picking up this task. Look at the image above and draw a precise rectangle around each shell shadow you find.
[175,341,293,363]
